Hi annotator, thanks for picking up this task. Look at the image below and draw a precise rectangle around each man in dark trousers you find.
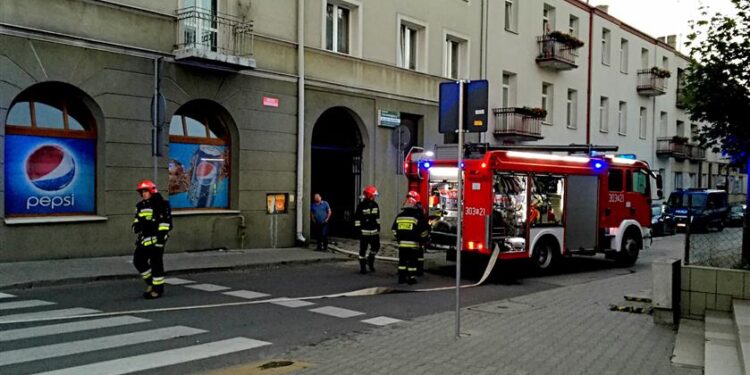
[354,185,380,274]
[392,191,429,284]
[310,193,332,251]
[132,180,172,299]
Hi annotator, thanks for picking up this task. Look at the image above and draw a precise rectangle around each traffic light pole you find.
[455,80,464,339]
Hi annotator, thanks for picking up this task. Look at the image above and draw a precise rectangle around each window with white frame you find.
[620,38,629,73]
[542,4,555,34]
[641,48,649,69]
[445,34,468,79]
[676,120,685,138]
[502,72,516,108]
[674,172,683,190]
[542,83,553,124]
[326,2,351,54]
[639,107,647,139]
[660,111,668,137]
[566,89,577,129]
[599,96,609,132]
[505,0,518,32]
[618,101,627,135]
[398,17,426,71]
[569,15,579,37]
[601,28,611,65]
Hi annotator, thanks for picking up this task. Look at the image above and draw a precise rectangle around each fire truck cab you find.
[405,145,662,270]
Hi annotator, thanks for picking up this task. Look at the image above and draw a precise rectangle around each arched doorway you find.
[311,107,364,237]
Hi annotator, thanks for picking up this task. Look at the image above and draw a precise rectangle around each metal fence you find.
[686,225,744,268]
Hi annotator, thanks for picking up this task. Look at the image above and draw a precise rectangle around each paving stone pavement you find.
[286,264,701,375]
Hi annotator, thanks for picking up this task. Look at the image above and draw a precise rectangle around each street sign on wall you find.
[378,110,401,128]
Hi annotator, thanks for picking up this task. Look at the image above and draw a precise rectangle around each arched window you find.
[167,102,230,209]
[4,83,97,216]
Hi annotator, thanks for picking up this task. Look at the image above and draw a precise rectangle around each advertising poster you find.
[169,143,229,209]
[4,134,96,216]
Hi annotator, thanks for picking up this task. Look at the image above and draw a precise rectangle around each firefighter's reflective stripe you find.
[372,208,379,214]
[152,277,165,285]
[421,230,429,238]
[141,236,158,246]
[158,223,171,231]
[361,229,379,236]
[354,220,361,227]
[398,266,407,270]
[407,267,418,272]
[138,209,154,219]
[398,241,420,248]
[133,218,139,224]
[396,217,417,231]
[140,269,152,279]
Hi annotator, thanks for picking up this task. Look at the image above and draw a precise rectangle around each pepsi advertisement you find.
[5,135,96,216]
[168,143,229,209]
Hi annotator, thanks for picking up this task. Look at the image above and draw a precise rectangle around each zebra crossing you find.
[0,277,403,374]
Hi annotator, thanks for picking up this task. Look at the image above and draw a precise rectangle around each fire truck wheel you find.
[617,231,641,267]
[532,238,559,272]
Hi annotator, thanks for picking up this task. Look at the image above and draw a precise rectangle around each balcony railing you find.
[492,108,544,140]
[637,69,668,96]
[175,6,255,69]
[687,144,707,161]
[656,137,688,159]
[535,36,578,71]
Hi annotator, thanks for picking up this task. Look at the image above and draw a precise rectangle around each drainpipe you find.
[295,0,306,243]
[479,0,488,144]
[586,6,594,145]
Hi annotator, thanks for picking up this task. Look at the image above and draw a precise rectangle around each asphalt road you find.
[0,235,684,375]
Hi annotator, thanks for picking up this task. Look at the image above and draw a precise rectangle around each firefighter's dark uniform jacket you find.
[392,206,429,248]
[354,199,380,236]
[132,193,172,247]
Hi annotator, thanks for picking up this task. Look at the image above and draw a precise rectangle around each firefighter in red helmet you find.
[392,191,429,284]
[406,190,427,276]
[354,185,380,274]
[132,179,172,299]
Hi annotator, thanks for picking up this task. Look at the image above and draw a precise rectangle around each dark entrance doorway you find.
[311,108,363,237]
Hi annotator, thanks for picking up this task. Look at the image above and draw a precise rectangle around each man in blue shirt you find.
[310,193,332,251]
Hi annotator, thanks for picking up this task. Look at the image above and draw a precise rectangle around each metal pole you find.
[455,80,465,339]
[685,193,692,265]
[152,58,159,183]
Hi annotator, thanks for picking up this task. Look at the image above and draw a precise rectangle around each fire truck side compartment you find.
[565,175,599,251]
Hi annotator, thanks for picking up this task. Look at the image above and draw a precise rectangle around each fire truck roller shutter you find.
[615,220,643,267]
[529,230,562,272]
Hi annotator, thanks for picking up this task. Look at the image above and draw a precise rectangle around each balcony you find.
[535,34,581,71]
[656,137,688,159]
[637,68,669,96]
[492,107,544,141]
[687,144,707,161]
[174,7,255,69]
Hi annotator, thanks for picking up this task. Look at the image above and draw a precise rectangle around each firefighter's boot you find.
[142,276,153,298]
[145,284,164,299]
[367,253,376,273]
[407,276,417,285]
[359,258,367,274]
[398,271,407,284]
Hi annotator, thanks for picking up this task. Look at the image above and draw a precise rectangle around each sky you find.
[590,0,739,53]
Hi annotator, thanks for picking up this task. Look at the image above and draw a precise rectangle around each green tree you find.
[684,0,750,266]
[684,0,749,159]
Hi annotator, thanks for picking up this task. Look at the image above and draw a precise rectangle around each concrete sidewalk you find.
[0,247,346,290]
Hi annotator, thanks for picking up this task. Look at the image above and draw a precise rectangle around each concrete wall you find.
[681,265,750,318]
[0,35,299,261]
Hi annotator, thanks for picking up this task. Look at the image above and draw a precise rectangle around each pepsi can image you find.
[187,145,224,207]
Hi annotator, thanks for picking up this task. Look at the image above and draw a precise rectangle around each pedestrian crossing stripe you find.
[309,306,365,318]
[164,278,195,285]
[33,337,272,375]
[0,299,56,311]
[608,304,653,314]
[185,283,231,292]
[361,316,402,326]
[0,308,100,324]
[0,325,206,366]
[223,290,271,300]
[0,316,149,342]
[0,293,15,299]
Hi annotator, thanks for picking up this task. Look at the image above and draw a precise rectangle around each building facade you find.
[0,0,744,261]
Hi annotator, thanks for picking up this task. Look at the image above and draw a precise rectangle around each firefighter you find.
[354,185,380,274]
[132,180,172,299]
[392,191,429,284]
[407,190,427,276]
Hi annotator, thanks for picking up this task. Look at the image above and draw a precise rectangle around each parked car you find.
[651,203,675,236]
[668,189,729,232]
[728,203,746,227]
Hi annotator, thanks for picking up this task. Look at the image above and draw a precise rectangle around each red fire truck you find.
[404,144,663,270]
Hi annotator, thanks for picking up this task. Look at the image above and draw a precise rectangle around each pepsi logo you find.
[195,161,217,179]
[25,145,76,191]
